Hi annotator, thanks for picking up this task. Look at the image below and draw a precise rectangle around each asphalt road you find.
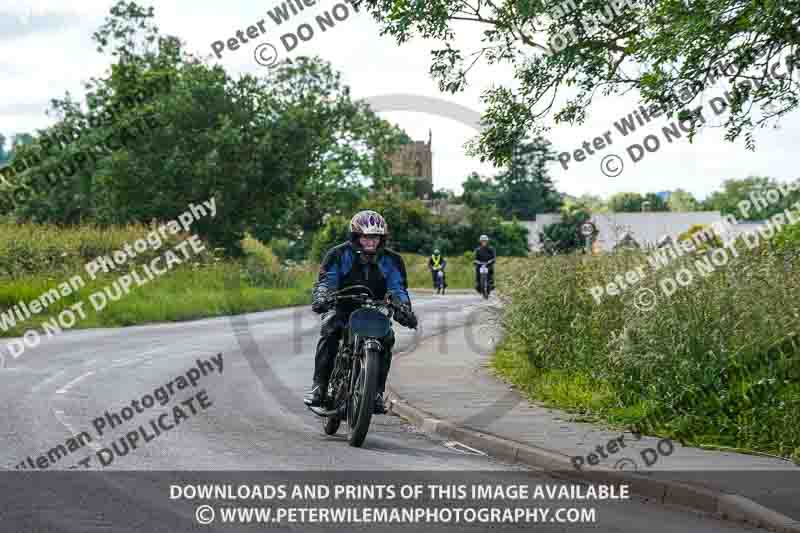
[0,295,759,532]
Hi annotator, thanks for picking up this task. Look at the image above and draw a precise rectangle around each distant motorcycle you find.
[306,285,415,447]
[433,267,445,294]
[475,259,495,299]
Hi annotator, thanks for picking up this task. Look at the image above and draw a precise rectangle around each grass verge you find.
[493,238,800,464]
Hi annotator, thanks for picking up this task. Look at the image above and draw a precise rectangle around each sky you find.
[1,0,798,201]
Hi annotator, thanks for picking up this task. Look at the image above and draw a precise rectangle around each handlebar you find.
[474,259,495,265]
[326,285,417,329]
[329,285,405,313]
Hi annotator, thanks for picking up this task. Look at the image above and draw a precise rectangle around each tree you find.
[10,133,34,152]
[430,187,456,201]
[609,192,645,212]
[642,193,669,212]
[608,192,667,212]
[6,1,405,257]
[703,176,800,220]
[567,194,607,213]
[539,205,592,255]
[359,192,434,252]
[460,171,499,209]
[463,206,529,256]
[494,136,562,219]
[678,224,723,252]
[668,189,700,212]
[355,0,800,164]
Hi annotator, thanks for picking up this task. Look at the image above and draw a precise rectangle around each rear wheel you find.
[347,346,380,447]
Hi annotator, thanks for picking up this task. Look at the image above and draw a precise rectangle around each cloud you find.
[0,102,50,116]
[0,8,83,43]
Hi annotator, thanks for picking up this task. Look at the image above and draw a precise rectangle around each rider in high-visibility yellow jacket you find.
[428,249,447,294]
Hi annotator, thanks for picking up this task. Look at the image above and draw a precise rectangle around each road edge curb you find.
[386,372,800,533]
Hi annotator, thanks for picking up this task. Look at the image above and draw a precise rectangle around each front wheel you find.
[347,346,381,447]
[481,273,489,299]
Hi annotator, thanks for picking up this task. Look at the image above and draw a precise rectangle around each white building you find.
[520,212,762,252]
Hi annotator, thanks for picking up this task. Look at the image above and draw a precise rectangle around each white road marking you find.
[31,369,67,393]
[106,347,165,369]
[55,371,95,394]
[443,441,488,456]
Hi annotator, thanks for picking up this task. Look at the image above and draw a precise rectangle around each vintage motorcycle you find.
[475,259,495,299]
[307,285,415,447]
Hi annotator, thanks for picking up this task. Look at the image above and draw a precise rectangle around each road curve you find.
[0,295,758,532]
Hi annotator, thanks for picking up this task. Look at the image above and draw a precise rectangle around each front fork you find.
[349,337,384,399]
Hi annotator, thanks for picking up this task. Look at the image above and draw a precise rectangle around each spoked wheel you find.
[347,348,380,447]
[481,274,490,299]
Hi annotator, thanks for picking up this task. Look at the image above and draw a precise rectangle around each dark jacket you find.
[474,246,496,263]
[312,242,410,312]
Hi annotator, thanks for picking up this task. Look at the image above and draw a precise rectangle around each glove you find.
[311,286,334,314]
[312,298,333,315]
[395,304,418,329]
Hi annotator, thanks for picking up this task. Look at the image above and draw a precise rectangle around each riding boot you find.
[374,333,395,414]
[307,314,344,407]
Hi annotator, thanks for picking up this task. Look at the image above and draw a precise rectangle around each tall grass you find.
[0,223,499,338]
[0,225,313,337]
[495,240,800,462]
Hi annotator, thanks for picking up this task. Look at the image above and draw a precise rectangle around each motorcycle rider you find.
[474,234,496,294]
[428,249,447,294]
[304,210,418,415]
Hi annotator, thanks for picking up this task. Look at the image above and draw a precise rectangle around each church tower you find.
[386,130,433,199]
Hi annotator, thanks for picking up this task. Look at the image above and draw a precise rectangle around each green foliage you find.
[0,222,316,336]
[460,137,562,219]
[703,177,800,221]
[677,224,723,252]
[667,189,700,211]
[608,192,668,212]
[461,171,500,209]
[567,194,607,213]
[0,222,214,280]
[1,1,407,258]
[772,220,800,254]
[357,0,800,164]
[309,199,530,260]
[497,244,800,459]
[539,206,592,254]
[494,137,562,219]
[463,206,530,256]
[310,215,351,261]
[363,194,434,251]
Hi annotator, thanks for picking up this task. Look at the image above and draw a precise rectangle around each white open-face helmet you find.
[350,210,388,236]
[479,234,489,242]
[350,210,388,254]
